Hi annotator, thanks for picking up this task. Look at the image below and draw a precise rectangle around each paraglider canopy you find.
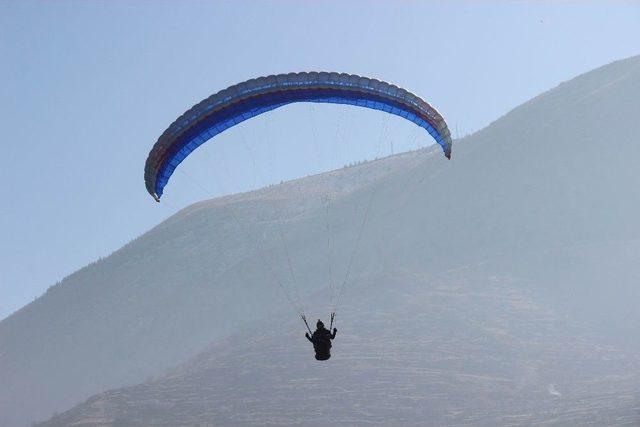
[144,71,452,201]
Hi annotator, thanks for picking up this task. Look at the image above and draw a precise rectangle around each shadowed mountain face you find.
[3,55,640,426]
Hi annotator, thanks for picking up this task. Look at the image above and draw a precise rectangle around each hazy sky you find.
[1,1,639,320]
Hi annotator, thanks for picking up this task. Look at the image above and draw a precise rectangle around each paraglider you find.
[305,319,338,361]
[145,72,452,360]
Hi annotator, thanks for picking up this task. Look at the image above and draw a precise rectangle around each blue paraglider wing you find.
[145,72,452,200]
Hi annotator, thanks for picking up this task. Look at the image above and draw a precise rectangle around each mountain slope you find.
[41,269,640,426]
[3,55,640,426]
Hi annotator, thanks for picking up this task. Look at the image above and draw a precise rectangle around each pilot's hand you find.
[333,328,337,334]
[305,332,310,339]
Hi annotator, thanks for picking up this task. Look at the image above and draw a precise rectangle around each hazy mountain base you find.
[41,267,640,426]
[4,54,640,426]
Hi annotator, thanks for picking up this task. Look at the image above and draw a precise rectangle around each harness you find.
[301,312,335,335]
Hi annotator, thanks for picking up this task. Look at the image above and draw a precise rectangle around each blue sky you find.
[1,1,639,320]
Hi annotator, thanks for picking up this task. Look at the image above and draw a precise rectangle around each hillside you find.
[41,269,640,426]
[3,54,640,426]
